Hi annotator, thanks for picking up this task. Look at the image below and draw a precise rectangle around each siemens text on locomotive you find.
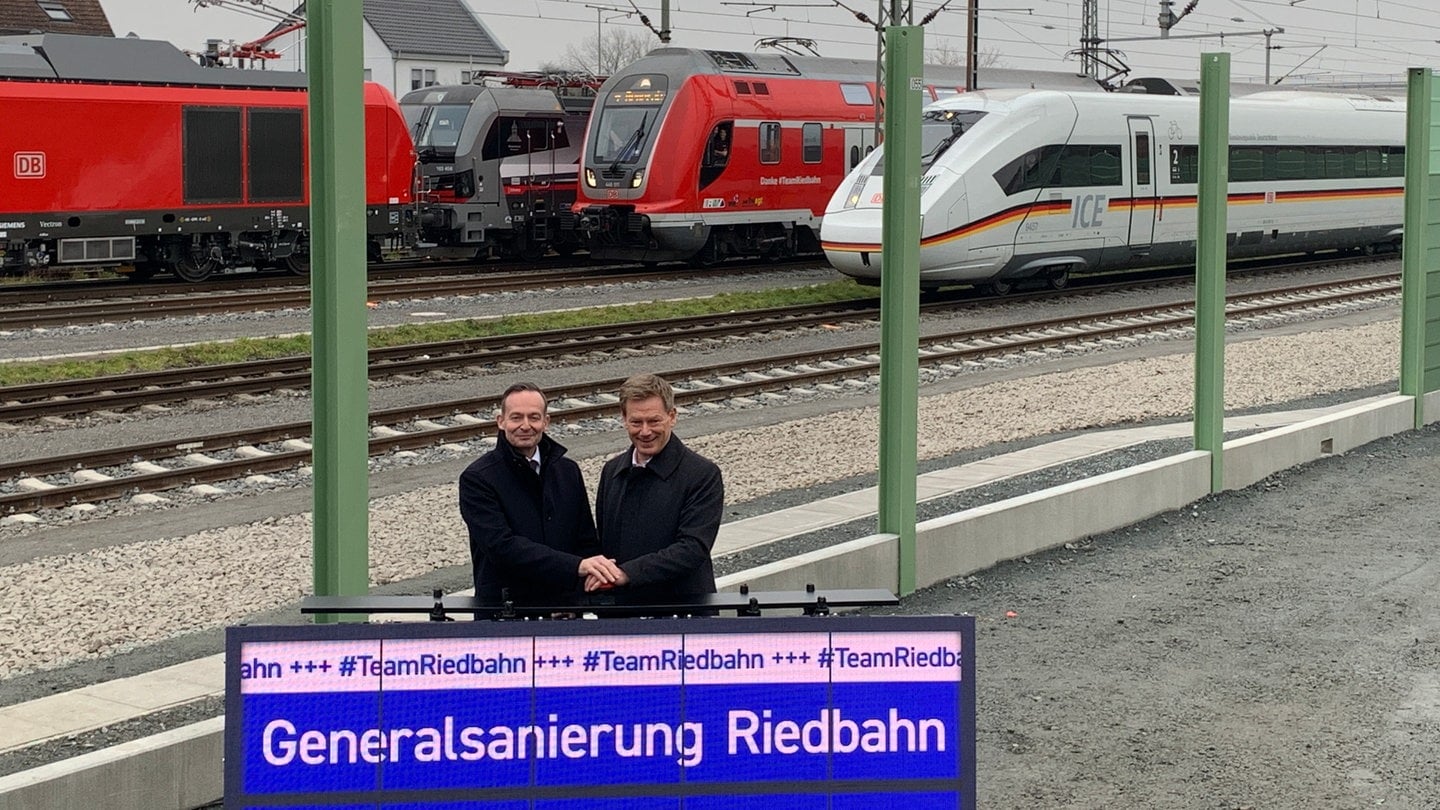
[573,48,1105,267]
[0,33,417,282]
[820,88,1405,290]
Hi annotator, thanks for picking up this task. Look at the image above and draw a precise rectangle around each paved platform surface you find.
[0,396,1381,762]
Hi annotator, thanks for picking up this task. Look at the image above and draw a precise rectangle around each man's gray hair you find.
[617,373,675,414]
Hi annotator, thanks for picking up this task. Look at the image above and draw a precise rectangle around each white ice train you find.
[819,88,1406,290]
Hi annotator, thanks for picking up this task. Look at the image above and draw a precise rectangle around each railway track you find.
[0,255,593,304]
[0,274,1399,517]
[0,270,1400,422]
[0,262,786,330]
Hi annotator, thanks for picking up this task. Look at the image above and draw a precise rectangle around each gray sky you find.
[96,0,1440,86]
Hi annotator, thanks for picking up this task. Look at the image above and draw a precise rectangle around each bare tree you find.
[560,27,657,76]
[925,38,1006,69]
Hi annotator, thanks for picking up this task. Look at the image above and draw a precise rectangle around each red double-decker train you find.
[0,33,416,282]
[573,47,1101,266]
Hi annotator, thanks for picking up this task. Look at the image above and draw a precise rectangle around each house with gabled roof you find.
[0,0,113,37]
[258,0,508,97]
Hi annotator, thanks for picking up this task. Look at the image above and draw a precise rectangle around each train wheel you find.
[285,235,311,275]
[173,251,221,283]
[985,279,1014,296]
[1046,268,1070,290]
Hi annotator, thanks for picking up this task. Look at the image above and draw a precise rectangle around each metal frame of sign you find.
[225,614,977,808]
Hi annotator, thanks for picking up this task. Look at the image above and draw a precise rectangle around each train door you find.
[1126,117,1157,252]
[844,127,877,171]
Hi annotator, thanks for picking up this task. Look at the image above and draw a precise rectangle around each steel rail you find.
[0,263,787,329]
[0,276,1399,514]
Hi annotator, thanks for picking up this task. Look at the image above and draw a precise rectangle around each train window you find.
[412,104,470,152]
[997,144,1124,190]
[993,145,1062,195]
[248,109,304,203]
[1040,145,1121,187]
[183,106,243,204]
[1134,133,1151,185]
[753,82,770,95]
[1323,148,1349,179]
[919,109,987,172]
[1058,150,1090,186]
[704,125,732,168]
[482,117,568,161]
[700,124,733,189]
[735,81,752,95]
[802,123,822,163]
[594,108,653,164]
[1384,146,1405,176]
[1231,148,1264,182]
[760,122,782,164]
[840,84,873,106]
[1355,148,1383,177]
[1275,148,1306,180]
[1091,146,1121,185]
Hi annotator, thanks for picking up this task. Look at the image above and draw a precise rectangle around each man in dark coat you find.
[590,373,724,607]
[459,382,622,606]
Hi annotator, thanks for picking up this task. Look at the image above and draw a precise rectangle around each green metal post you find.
[878,26,923,596]
[307,0,370,622]
[1401,68,1436,427]
[1194,53,1229,493]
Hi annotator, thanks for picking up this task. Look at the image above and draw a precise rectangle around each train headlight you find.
[630,169,645,188]
[585,168,597,188]
[842,174,868,209]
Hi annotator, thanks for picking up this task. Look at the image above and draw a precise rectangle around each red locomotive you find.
[0,33,416,282]
[573,48,1100,266]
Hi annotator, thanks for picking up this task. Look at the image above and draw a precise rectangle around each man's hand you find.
[578,555,624,588]
[584,567,630,592]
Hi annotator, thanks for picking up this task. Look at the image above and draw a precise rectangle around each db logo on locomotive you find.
[14,152,45,179]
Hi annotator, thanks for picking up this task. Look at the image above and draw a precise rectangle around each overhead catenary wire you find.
[472,0,1439,84]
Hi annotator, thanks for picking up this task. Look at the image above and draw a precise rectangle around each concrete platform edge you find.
[0,717,223,810]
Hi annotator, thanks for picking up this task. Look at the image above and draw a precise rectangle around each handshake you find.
[578,555,629,593]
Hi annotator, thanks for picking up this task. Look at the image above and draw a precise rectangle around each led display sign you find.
[225,615,975,808]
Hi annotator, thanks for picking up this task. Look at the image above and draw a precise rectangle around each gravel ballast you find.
[0,316,1403,681]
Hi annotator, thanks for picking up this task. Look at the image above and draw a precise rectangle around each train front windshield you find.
[591,74,669,164]
[403,103,471,160]
[868,109,989,178]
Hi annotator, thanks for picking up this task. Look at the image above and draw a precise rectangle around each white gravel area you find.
[0,317,1403,680]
